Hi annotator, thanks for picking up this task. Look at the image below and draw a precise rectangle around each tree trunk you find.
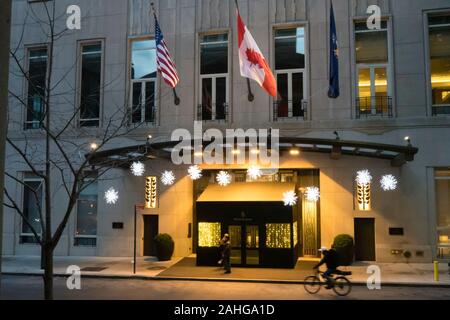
[0,0,12,290]
[42,244,54,300]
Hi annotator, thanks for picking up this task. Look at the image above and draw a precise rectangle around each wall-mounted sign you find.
[145,176,157,209]
[112,222,124,229]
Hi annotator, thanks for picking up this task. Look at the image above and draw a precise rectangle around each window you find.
[428,15,450,115]
[435,169,450,259]
[130,39,157,124]
[25,47,47,130]
[79,42,103,127]
[199,33,229,121]
[355,21,392,117]
[274,27,306,120]
[21,174,43,244]
[265,223,291,248]
[75,180,98,246]
[198,222,221,247]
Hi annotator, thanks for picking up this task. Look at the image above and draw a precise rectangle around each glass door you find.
[245,225,259,265]
[228,225,242,265]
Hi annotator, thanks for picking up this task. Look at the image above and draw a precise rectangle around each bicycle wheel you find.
[332,276,352,296]
[304,276,321,294]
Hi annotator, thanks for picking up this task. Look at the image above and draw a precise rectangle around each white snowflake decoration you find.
[356,169,372,185]
[283,190,298,206]
[305,187,320,202]
[130,161,145,177]
[161,170,175,186]
[104,187,119,205]
[380,174,398,191]
[247,166,262,180]
[188,165,202,180]
[216,171,231,186]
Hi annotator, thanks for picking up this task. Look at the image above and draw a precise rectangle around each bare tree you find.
[4,1,155,299]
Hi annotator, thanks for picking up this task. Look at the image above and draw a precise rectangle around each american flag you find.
[154,16,179,88]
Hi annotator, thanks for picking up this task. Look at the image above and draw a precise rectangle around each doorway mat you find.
[156,257,316,281]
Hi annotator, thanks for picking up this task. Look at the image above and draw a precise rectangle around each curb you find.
[3,271,450,288]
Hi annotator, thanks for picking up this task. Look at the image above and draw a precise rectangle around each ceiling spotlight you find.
[250,149,260,155]
[289,148,300,156]
[231,149,241,155]
[194,151,203,157]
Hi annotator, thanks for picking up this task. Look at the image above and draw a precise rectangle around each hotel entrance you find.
[195,181,301,268]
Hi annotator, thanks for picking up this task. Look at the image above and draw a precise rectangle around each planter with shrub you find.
[154,233,175,261]
[332,234,354,266]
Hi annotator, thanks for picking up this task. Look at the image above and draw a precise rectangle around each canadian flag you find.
[237,10,277,97]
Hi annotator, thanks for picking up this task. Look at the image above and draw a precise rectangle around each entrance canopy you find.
[87,136,418,168]
[197,182,295,202]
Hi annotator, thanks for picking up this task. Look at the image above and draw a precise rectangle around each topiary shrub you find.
[332,234,354,266]
[154,233,175,261]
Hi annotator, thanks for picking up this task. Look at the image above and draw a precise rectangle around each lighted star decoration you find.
[130,161,145,177]
[356,169,372,185]
[305,187,320,202]
[380,174,398,191]
[283,190,298,206]
[188,165,202,180]
[104,187,119,205]
[216,171,231,187]
[247,166,262,180]
[161,170,175,186]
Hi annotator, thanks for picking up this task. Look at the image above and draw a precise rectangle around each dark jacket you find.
[222,241,231,258]
[314,249,339,270]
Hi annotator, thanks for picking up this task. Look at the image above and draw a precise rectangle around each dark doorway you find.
[143,215,158,256]
[354,218,376,261]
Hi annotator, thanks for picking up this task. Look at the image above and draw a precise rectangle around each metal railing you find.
[356,96,393,118]
[197,103,229,122]
[273,100,307,121]
[432,105,450,116]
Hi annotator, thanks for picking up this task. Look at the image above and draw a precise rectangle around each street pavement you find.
[2,255,450,286]
[1,275,450,300]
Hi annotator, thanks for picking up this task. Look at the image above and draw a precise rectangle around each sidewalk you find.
[2,255,450,287]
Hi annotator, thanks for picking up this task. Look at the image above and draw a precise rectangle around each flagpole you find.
[235,0,255,102]
[150,2,180,106]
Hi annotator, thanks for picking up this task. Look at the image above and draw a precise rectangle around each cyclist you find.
[313,246,339,289]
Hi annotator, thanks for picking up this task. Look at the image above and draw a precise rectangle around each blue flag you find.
[328,2,339,98]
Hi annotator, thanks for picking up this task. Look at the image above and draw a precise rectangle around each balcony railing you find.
[356,96,393,118]
[432,105,450,116]
[197,103,229,122]
[273,100,307,121]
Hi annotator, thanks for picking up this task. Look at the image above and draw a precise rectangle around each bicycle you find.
[304,269,352,296]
